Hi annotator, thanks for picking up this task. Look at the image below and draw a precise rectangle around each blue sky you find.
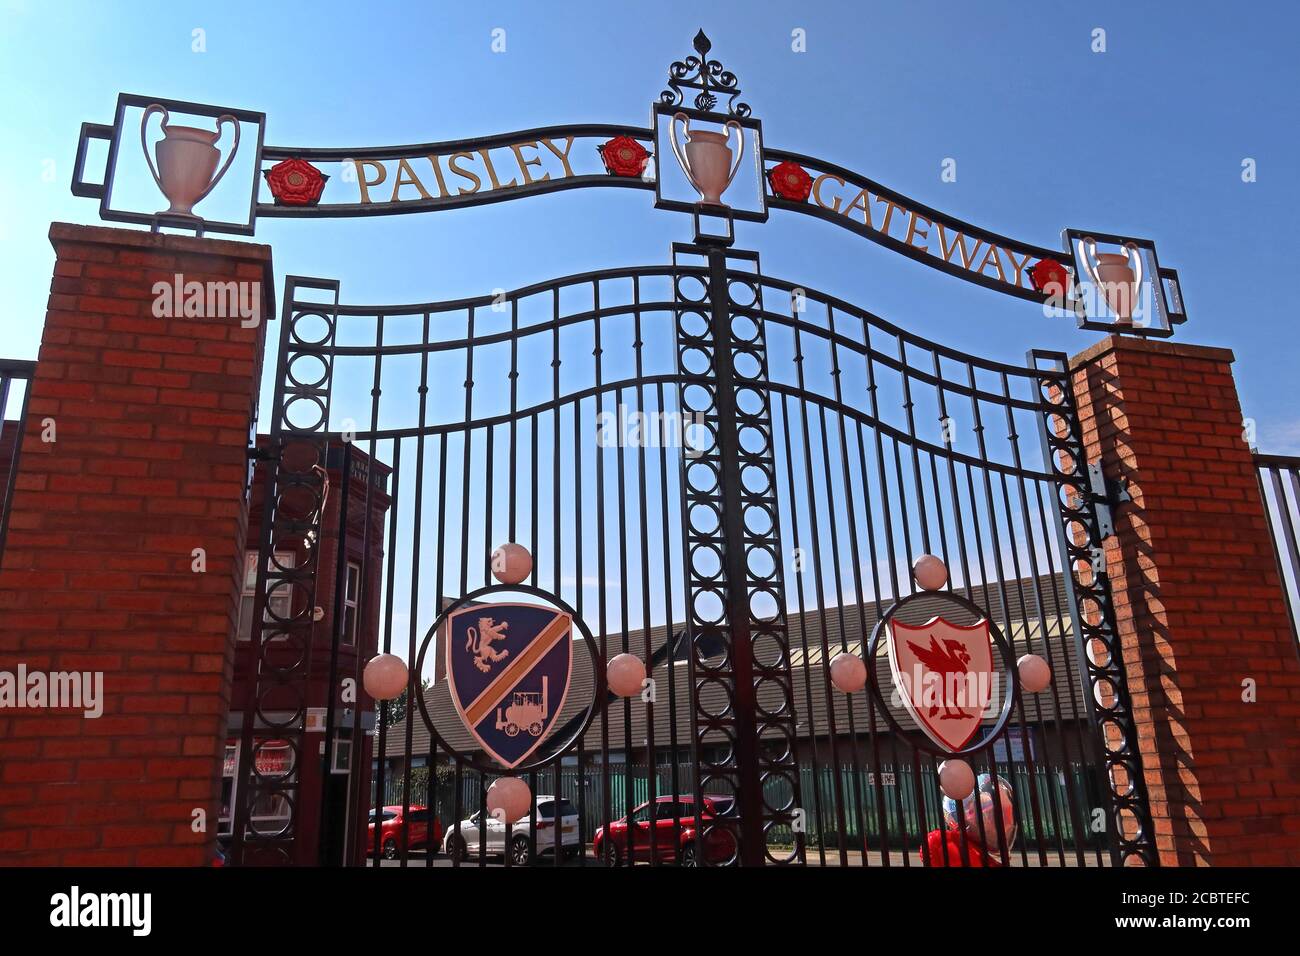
[2,1,1297,659]
[2,0,1296,449]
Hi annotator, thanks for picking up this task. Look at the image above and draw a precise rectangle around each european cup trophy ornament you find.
[669,111,744,206]
[140,104,240,219]
[1079,236,1144,325]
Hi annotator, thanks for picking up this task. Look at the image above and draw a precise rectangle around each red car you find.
[593,795,737,867]
[368,805,443,859]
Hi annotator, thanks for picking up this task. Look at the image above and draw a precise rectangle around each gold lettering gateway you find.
[801,170,1042,293]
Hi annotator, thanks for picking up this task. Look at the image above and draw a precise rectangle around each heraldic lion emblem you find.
[465,616,510,673]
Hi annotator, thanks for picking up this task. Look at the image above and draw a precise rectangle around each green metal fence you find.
[374,760,1106,849]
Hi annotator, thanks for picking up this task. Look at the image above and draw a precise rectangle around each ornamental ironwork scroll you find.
[70,31,1187,337]
[230,277,340,865]
[1030,350,1158,867]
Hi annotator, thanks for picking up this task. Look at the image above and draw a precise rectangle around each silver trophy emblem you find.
[1079,236,1144,326]
[668,111,744,206]
[140,104,240,219]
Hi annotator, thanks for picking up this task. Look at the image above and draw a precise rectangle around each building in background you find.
[221,440,391,865]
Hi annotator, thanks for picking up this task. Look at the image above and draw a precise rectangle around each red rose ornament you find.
[767,161,813,202]
[598,136,650,177]
[265,158,328,206]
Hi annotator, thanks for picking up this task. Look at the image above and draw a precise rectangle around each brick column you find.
[1070,335,1300,866]
[0,223,272,865]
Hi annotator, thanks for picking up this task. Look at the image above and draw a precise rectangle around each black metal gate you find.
[230,227,1156,868]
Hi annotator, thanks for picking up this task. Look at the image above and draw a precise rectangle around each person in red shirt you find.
[920,773,1016,868]
[920,826,1002,867]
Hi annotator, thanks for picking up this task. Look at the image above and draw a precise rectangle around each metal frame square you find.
[651,102,768,224]
[73,92,266,237]
[1062,228,1182,338]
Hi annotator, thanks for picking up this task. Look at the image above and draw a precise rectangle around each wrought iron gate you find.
[230,229,1156,868]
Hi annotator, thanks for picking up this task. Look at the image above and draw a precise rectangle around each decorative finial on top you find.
[660,29,751,118]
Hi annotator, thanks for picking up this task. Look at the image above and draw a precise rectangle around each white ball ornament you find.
[607,653,647,698]
[829,652,867,694]
[1018,654,1052,693]
[486,776,532,825]
[913,554,948,591]
[362,653,408,701]
[491,542,533,585]
[938,759,976,801]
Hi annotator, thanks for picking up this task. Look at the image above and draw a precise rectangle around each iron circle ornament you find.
[412,583,604,776]
[865,588,1018,758]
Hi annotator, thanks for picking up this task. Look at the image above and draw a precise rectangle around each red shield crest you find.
[888,617,995,752]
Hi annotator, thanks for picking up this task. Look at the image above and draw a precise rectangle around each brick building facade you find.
[221,442,389,865]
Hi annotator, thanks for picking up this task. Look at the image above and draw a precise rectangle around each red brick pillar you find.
[1070,335,1300,866]
[0,223,272,865]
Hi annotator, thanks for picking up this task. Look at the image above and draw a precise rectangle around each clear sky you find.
[1,0,1296,448]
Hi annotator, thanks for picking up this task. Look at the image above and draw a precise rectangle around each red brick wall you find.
[0,223,272,865]
[1070,335,1300,865]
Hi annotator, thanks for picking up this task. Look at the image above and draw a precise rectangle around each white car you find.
[442,795,581,865]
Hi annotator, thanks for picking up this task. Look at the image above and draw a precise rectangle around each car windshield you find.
[707,797,735,816]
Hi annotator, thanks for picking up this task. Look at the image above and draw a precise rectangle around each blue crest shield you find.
[446,602,573,769]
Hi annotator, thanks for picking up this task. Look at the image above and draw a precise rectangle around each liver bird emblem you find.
[888,615,994,752]
[906,636,975,719]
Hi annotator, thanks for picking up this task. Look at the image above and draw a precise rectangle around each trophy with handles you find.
[140,104,240,219]
[1079,236,1144,326]
[668,112,744,206]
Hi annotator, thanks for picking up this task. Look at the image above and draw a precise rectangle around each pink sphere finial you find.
[913,554,948,591]
[362,653,408,701]
[938,759,976,801]
[829,652,867,693]
[486,776,532,825]
[491,543,533,586]
[607,653,647,698]
[1017,654,1052,693]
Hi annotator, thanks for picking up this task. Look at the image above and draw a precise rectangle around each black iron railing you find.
[245,250,1156,868]
[0,359,36,562]
[1256,453,1300,641]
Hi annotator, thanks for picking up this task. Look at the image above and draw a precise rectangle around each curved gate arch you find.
[231,240,1155,868]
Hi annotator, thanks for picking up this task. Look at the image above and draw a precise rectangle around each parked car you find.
[442,795,581,865]
[593,795,737,866]
[368,805,443,859]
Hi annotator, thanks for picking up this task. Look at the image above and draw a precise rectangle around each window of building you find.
[219,742,238,834]
[331,736,352,774]
[219,738,295,836]
[237,550,296,641]
[343,560,361,646]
